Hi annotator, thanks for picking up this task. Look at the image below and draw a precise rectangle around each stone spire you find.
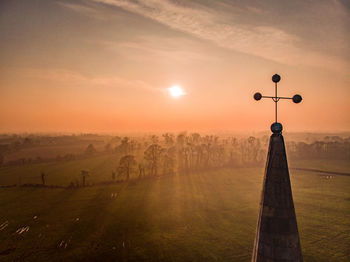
[251,133,303,261]
[252,74,303,261]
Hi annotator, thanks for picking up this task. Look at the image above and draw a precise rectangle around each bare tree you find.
[176,132,186,147]
[85,144,97,155]
[247,136,261,165]
[116,137,130,155]
[162,133,174,147]
[138,163,145,179]
[118,155,137,180]
[150,135,159,144]
[41,172,46,185]
[144,144,164,176]
[81,170,89,186]
[162,147,176,175]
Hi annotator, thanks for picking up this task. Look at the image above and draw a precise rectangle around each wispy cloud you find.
[100,35,218,63]
[57,1,107,20]
[21,68,159,92]
[83,0,347,71]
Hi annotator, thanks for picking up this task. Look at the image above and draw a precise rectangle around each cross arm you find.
[254,93,302,103]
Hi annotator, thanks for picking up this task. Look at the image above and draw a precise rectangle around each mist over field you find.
[0,132,349,261]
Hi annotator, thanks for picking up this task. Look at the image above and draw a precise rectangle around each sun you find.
[168,85,185,98]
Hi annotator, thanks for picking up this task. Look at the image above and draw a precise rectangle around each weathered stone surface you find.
[251,134,303,262]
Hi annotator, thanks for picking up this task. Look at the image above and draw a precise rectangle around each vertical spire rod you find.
[275,82,278,123]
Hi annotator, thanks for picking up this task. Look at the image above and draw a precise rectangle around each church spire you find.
[251,75,303,261]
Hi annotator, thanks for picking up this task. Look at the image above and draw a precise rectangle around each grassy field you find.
[4,143,103,162]
[0,154,121,186]
[0,158,349,261]
[289,158,350,173]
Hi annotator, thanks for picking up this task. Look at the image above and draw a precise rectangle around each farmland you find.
[0,155,349,261]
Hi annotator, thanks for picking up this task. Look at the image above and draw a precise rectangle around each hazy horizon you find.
[1,0,349,133]
[1,130,350,140]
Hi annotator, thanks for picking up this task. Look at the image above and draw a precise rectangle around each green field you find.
[0,154,121,186]
[0,158,349,261]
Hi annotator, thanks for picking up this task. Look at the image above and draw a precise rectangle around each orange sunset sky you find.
[0,0,349,133]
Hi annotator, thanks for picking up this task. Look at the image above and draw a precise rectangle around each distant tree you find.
[41,172,46,185]
[129,139,137,154]
[112,171,116,181]
[176,133,186,147]
[116,137,130,155]
[105,143,112,152]
[138,163,145,179]
[190,133,201,144]
[118,155,137,180]
[201,143,211,168]
[331,136,343,142]
[63,154,75,161]
[247,136,260,163]
[81,170,89,186]
[194,144,203,169]
[162,133,174,147]
[150,135,159,144]
[182,146,190,170]
[135,142,143,153]
[162,147,176,175]
[110,136,121,144]
[144,144,164,176]
[85,144,97,155]
[23,137,33,146]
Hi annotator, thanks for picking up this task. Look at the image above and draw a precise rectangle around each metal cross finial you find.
[253,74,302,134]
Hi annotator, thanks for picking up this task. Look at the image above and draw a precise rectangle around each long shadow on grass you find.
[87,177,165,261]
[184,169,254,261]
[58,178,159,262]
[45,185,128,261]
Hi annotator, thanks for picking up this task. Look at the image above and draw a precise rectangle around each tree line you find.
[1,133,349,172]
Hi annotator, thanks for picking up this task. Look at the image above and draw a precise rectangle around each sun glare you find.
[169,85,185,98]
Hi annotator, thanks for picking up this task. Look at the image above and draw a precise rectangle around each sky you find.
[0,0,349,133]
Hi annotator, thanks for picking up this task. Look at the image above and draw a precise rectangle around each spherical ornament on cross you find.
[292,94,302,103]
[272,74,281,83]
[271,122,283,134]
[254,92,262,101]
